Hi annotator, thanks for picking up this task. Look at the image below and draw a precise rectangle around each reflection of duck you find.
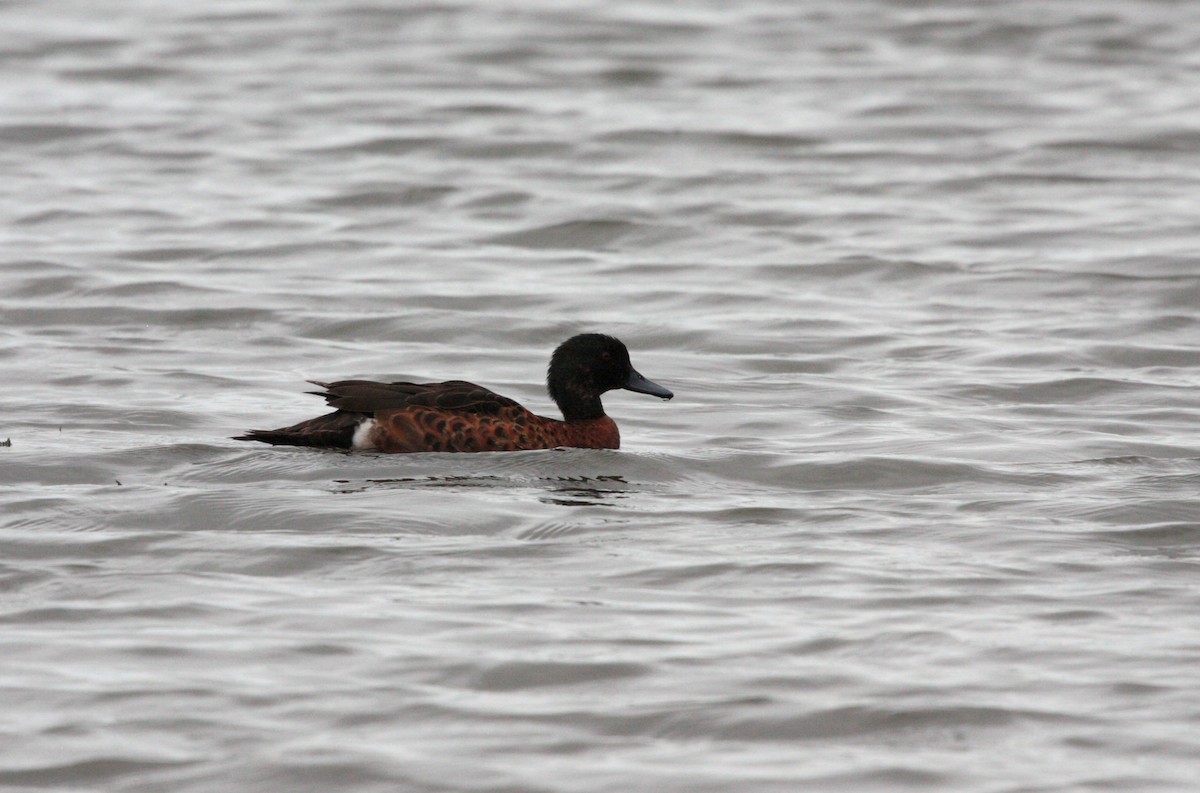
[234,334,673,453]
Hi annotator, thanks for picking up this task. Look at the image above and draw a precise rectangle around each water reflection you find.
[539,475,630,507]
[331,473,631,507]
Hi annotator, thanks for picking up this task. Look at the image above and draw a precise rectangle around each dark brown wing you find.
[233,411,362,448]
[234,380,530,450]
[307,379,524,416]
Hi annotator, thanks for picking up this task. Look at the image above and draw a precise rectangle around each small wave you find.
[0,124,107,144]
[483,219,643,251]
[597,128,824,152]
[310,185,456,209]
[953,376,1153,405]
[0,758,195,790]
[469,660,649,691]
[58,65,178,82]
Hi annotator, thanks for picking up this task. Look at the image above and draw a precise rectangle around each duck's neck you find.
[553,384,606,422]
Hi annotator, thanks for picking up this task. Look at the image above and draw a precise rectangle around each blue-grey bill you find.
[624,369,673,400]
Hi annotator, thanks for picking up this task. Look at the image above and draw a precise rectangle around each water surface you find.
[2,2,1199,791]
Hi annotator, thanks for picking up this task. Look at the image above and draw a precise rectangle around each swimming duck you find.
[234,334,673,453]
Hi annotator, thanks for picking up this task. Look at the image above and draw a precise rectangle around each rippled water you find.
[3,2,1199,791]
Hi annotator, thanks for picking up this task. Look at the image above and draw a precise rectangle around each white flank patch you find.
[351,418,376,451]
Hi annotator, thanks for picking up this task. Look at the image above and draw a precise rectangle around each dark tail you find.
[233,411,361,449]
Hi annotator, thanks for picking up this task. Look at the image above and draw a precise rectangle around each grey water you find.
[2,1,1199,791]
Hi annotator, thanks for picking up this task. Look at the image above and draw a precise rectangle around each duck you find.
[233,333,673,453]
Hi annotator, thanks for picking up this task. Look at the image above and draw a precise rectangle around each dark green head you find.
[547,334,673,421]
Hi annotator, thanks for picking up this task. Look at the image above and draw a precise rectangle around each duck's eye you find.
[600,351,612,361]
